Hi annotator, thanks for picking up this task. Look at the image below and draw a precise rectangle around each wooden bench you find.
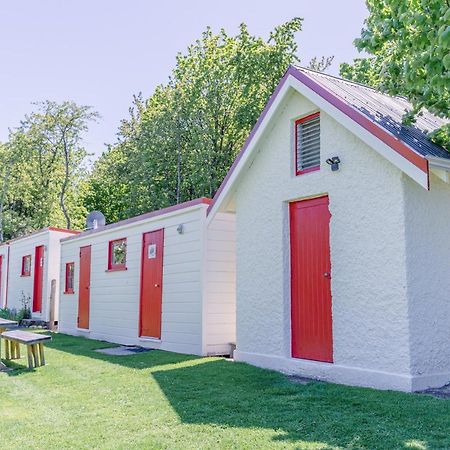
[0,319,18,364]
[1,330,52,369]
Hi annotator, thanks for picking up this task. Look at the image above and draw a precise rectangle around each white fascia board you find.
[427,157,450,183]
[427,156,450,171]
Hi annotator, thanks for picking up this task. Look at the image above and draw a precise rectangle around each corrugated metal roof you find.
[295,66,450,160]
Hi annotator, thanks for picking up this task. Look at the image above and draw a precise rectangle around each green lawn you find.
[0,333,449,449]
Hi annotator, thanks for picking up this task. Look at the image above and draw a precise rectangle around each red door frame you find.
[78,245,91,329]
[290,196,333,362]
[32,245,44,313]
[139,229,164,338]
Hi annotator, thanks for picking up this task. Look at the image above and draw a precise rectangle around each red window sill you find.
[296,166,320,176]
[64,290,75,295]
[106,266,127,272]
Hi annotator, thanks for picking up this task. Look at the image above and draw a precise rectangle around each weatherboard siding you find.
[7,233,50,318]
[204,212,236,355]
[59,204,218,356]
[1,229,73,321]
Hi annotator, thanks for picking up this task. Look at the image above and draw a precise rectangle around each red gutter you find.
[207,65,429,215]
[61,197,212,243]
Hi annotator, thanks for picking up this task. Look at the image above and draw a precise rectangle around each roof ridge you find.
[294,65,448,130]
[293,65,411,103]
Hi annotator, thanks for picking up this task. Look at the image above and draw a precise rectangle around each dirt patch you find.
[418,383,450,400]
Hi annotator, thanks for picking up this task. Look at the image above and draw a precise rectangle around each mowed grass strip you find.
[0,333,449,449]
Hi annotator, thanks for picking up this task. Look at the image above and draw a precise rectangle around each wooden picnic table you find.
[0,318,18,370]
[1,330,52,369]
[0,318,18,331]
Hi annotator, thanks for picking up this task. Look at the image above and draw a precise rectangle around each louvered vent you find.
[296,113,320,173]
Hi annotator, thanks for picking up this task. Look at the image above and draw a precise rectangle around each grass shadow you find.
[152,358,450,449]
[46,332,201,369]
[3,359,36,376]
[2,332,201,376]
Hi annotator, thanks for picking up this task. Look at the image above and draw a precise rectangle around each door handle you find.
[154,284,160,287]
[323,272,331,278]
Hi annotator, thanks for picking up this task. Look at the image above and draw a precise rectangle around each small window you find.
[108,238,127,270]
[21,255,32,276]
[65,263,75,294]
[295,112,320,175]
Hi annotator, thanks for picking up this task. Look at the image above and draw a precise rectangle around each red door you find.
[78,245,91,329]
[290,196,333,362]
[32,245,44,313]
[139,229,164,338]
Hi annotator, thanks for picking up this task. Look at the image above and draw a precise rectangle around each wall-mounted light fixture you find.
[177,224,184,235]
[326,156,341,171]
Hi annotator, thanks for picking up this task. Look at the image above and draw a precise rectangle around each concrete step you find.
[20,319,49,328]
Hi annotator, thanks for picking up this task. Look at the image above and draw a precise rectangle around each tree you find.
[16,101,99,229]
[0,101,98,241]
[340,0,450,149]
[0,142,24,241]
[86,19,333,221]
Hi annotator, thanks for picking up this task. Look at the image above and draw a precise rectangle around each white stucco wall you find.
[232,89,415,390]
[403,173,450,390]
[59,204,236,356]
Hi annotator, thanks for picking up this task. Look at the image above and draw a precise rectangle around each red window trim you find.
[105,267,128,273]
[108,238,127,271]
[64,262,75,294]
[21,255,32,277]
[295,111,320,176]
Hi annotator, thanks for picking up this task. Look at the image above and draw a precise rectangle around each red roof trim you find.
[48,227,80,235]
[1,226,80,245]
[61,197,212,243]
[207,66,429,215]
[295,112,320,176]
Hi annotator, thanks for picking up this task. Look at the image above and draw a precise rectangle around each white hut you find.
[58,198,236,356]
[207,66,450,392]
[0,227,79,322]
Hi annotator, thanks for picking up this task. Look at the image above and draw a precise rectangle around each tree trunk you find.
[60,137,71,229]
[176,126,182,204]
[0,161,13,242]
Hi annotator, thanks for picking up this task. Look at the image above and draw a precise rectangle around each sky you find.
[0,1,368,158]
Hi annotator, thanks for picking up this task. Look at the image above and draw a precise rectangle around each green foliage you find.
[0,292,31,321]
[0,101,98,240]
[85,20,330,222]
[0,306,30,322]
[340,0,450,149]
